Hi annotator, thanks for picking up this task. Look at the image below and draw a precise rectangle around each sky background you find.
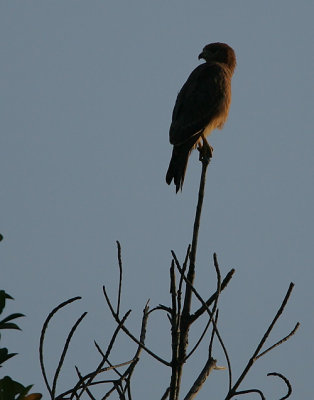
[1,1,313,399]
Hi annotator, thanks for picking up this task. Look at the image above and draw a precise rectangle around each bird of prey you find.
[166,42,236,192]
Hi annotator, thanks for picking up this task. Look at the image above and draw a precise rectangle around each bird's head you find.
[198,42,236,71]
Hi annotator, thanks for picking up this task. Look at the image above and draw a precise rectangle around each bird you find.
[166,42,236,192]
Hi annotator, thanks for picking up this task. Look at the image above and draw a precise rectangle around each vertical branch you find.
[177,245,191,320]
[169,261,180,400]
[186,149,211,304]
[174,144,211,400]
[123,302,150,399]
[116,240,123,316]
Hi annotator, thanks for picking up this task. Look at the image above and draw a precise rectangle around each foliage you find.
[0,290,42,400]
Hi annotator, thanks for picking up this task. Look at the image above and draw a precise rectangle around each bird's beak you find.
[198,51,204,60]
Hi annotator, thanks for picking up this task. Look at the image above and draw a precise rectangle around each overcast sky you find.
[1,1,313,399]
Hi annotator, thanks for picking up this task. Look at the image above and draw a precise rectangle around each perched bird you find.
[166,42,236,192]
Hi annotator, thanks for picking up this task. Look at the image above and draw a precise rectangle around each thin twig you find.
[161,387,170,400]
[74,311,131,399]
[177,245,191,317]
[207,253,222,358]
[267,372,292,400]
[103,285,170,366]
[39,296,82,399]
[256,323,300,360]
[75,366,96,400]
[170,261,178,327]
[55,360,135,399]
[225,283,296,399]
[185,318,211,361]
[149,305,172,314]
[233,389,265,399]
[209,310,219,357]
[102,386,116,400]
[123,302,150,397]
[184,254,222,362]
[190,268,235,323]
[52,311,87,399]
[94,342,123,378]
[116,240,123,316]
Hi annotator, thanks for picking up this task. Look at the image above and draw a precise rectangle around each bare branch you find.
[172,251,233,390]
[209,310,219,357]
[233,389,265,399]
[169,260,180,400]
[116,240,123,316]
[170,261,178,326]
[178,245,191,316]
[161,387,170,400]
[75,366,96,400]
[123,302,150,396]
[102,386,116,400]
[183,253,222,362]
[190,268,235,323]
[150,305,172,314]
[103,285,170,366]
[94,342,123,378]
[52,311,87,398]
[267,372,292,400]
[225,283,296,399]
[172,144,212,400]
[185,318,211,361]
[39,296,82,399]
[256,323,300,360]
[184,357,217,400]
[74,310,131,399]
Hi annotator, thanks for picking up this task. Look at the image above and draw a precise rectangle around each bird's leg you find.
[198,135,213,163]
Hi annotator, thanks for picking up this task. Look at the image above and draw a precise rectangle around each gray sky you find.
[1,1,313,398]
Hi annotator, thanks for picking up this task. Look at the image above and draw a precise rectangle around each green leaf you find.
[0,314,25,324]
[0,291,13,315]
[0,348,17,365]
[0,376,28,400]
[0,322,21,331]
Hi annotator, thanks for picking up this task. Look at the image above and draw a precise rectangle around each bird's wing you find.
[170,63,226,146]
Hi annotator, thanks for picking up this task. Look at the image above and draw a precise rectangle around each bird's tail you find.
[166,145,191,192]
[166,134,201,192]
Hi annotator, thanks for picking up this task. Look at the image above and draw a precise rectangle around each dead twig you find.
[233,389,265,399]
[39,296,82,399]
[184,357,217,400]
[267,372,292,400]
[116,240,123,316]
[172,252,233,391]
[123,302,150,398]
[52,311,87,399]
[225,283,299,399]
[256,323,300,360]
[190,268,235,323]
[73,310,131,399]
[103,285,170,366]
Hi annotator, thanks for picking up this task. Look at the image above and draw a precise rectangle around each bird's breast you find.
[203,81,232,138]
